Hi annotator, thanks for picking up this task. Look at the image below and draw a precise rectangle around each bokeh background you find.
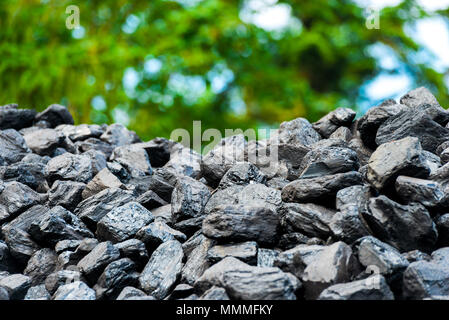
[1,0,449,140]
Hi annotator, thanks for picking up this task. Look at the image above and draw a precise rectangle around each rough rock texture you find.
[376,104,449,154]
[0,181,43,222]
[312,107,356,138]
[23,248,58,286]
[29,206,93,246]
[48,180,85,211]
[74,188,135,229]
[298,147,359,178]
[53,281,96,300]
[363,195,438,252]
[0,129,30,164]
[367,137,430,190]
[138,240,184,299]
[24,285,51,300]
[77,241,120,283]
[280,203,335,239]
[201,135,247,187]
[207,241,258,265]
[281,171,363,204]
[2,88,449,300]
[93,258,139,299]
[195,257,300,300]
[301,242,360,299]
[318,275,394,300]
[171,176,211,222]
[0,274,31,299]
[46,153,93,184]
[202,205,280,245]
[35,104,74,128]
[81,168,123,200]
[96,202,154,243]
[0,104,36,130]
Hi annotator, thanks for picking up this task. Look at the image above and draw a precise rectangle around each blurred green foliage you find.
[0,0,448,140]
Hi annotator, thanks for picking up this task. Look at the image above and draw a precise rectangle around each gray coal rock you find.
[207,241,258,265]
[138,240,184,299]
[201,135,247,187]
[171,176,211,222]
[403,260,449,299]
[0,274,31,300]
[23,248,58,286]
[2,205,48,264]
[355,236,409,277]
[23,128,68,156]
[77,241,120,283]
[110,143,153,177]
[0,241,18,273]
[181,235,214,285]
[75,187,135,229]
[54,239,81,254]
[35,104,74,128]
[0,104,37,130]
[29,206,93,246]
[199,286,230,300]
[329,126,352,141]
[222,266,300,300]
[45,270,83,295]
[53,281,96,300]
[329,205,371,244]
[202,205,280,246]
[400,87,440,108]
[282,171,363,204]
[362,195,438,252]
[136,190,168,210]
[0,181,43,223]
[258,248,280,267]
[0,286,8,300]
[312,107,356,138]
[48,180,86,211]
[55,124,103,142]
[395,176,447,208]
[297,147,359,179]
[0,129,30,164]
[114,239,148,269]
[274,117,321,147]
[195,256,300,300]
[100,124,141,147]
[301,241,360,299]
[81,168,123,200]
[46,153,93,184]
[376,103,449,154]
[367,137,430,191]
[116,286,148,300]
[356,100,408,150]
[318,274,394,300]
[94,258,139,300]
[2,160,49,192]
[2,89,449,300]
[218,162,267,189]
[96,202,154,243]
[437,214,449,247]
[165,147,202,179]
[136,220,187,248]
[280,203,335,240]
[24,285,51,300]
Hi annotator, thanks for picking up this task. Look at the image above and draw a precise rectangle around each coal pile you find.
[1,87,449,300]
